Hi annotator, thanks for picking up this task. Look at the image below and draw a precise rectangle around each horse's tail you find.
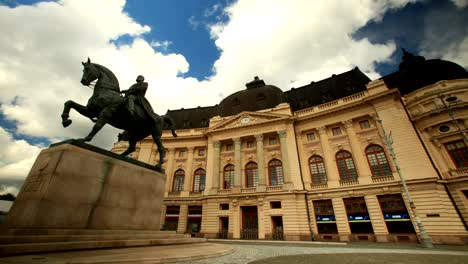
[162,115,177,137]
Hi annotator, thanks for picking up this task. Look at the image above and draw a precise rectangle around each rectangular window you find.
[247,141,254,148]
[444,140,468,168]
[220,203,229,210]
[359,120,371,129]
[269,137,278,145]
[198,148,205,156]
[226,144,233,151]
[270,201,282,209]
[179,150,186,158]
[307,133,316,141]
[332,127,342,136]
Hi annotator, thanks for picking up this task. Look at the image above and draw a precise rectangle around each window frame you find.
[309,155,327,184]
[444,140,468,168]
[245,162,259,188]
[268,159,284,186]
[223,164,235,189]
[336,150,358,181]
[192,168,206,192]
[172,169,185,192]
[332,127,342,136]
[365,144,392,177]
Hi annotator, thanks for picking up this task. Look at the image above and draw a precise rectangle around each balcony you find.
[371,174,395,183]
[450,167,468,177]
[339,178,359,186]
[310,182,328,189]
[167,191,181,197]
[266,185,283,192]
[218,189,232,195]
[241,187,256,193]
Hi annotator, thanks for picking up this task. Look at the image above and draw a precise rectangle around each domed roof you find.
[218,77,285,117]
[384,49,468,95]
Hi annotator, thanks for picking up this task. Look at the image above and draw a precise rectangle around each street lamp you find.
[436,95,468,143]
[377,117,434,248]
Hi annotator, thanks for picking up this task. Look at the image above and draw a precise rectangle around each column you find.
[209,141,221,195]
[318,127,339,182]
[343,120,372,178]
[164,149,176,193]
[365,195,390,242]
[234,137,242,188]
[332,197,351,242]
[182,147,195,195]
[255,134,266,191]
[177,204,188,234]
[278,130,291,183]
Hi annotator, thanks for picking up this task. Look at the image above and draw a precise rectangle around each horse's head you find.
[80,58,100,86]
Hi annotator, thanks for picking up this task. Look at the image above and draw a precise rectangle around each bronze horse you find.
[61,58,177,171]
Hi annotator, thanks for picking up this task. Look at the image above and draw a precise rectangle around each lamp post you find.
[377,117,434,248]
[437,95,468,143]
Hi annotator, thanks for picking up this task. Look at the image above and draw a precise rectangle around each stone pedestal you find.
[5,140,166,230]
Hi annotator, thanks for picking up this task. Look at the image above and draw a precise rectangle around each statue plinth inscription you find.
[5,140,166,230]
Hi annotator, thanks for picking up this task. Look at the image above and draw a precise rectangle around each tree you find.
[0,193,16,201]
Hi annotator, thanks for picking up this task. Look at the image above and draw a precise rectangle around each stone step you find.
[0,228,176,236]
[0,233,192,244]
[0,237,207,256]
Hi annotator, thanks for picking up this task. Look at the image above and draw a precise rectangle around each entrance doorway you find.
[271,216,284,240]
[218,217,229,239]
[241,206,258,240]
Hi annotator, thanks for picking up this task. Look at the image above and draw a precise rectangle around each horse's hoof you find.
[62,119,72,127]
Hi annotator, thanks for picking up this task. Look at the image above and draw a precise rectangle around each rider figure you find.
[121,75,148,116]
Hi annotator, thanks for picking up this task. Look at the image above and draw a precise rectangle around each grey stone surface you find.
[175,242,468,264]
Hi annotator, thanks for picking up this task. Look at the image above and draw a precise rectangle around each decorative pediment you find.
[207,111,289,132]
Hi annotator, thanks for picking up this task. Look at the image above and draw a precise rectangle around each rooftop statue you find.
[61,58,177,172]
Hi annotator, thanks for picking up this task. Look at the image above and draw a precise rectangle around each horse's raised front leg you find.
[61,100,94,127]
[77,106,114,142]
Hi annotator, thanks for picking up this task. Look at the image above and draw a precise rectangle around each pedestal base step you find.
[0,230,206,256]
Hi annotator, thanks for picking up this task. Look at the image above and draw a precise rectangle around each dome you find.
[395,49,468,94]
[218,77,285,117]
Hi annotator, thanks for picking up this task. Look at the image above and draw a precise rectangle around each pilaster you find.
[255,134,266,191]
[234,137,242,187]
[318,127,339,183]
[278,130,291,183]
[332,197,351,242]
[164,149,175,194]
[182,147,195,196]
[343,120,372,179]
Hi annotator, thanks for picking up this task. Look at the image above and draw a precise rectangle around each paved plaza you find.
[0,241,467,264]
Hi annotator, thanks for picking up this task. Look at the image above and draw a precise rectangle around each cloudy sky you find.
[0,0,467,195]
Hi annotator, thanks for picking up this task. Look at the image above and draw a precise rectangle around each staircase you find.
[0,229,206,255]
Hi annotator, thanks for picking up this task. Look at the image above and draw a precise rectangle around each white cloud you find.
[0,127,41,183]
[0,0,418,185]
[441,37,468,67]
[451,0,468,8]
[0,185,19,196]
[188,16,200,30]
[150,40,173,52]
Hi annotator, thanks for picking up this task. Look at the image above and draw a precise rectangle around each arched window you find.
[172,169,185,192]
[245,162,258,188]
[268,159,284,186]
[223,164,235,189]
[366,145,392,176]
[336,150,357,181]
[193,168,206,192]
[309,155,327,184]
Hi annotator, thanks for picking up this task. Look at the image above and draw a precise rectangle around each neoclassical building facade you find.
[113,51,468,244]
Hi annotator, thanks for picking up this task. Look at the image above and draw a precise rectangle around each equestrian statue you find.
[61,58,177,172]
